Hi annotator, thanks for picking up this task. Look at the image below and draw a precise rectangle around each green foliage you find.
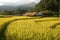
[13,9,21,14]
[33,0,60,17]
[0,8,27,15]
[46,11,57,17]
[12,9,27,15]
[34,0,60,12]
[0,10,11,15]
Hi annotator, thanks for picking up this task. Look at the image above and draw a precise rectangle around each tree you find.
[13,8,27,15]
[13,9,21,14]
[35,0,60,11]
[34,0,60,16]
[0,10,11,15]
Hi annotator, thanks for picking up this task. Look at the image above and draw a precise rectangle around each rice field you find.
[0,16,60,40]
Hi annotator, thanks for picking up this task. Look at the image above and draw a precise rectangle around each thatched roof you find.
[24,12,36,16]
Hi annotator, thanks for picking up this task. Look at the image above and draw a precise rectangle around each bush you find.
[43,10,57,17]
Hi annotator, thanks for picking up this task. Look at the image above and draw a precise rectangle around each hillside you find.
[0,2,36,12]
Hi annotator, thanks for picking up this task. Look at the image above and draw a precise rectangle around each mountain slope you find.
[18,2,36,10]
[0,2,36,12]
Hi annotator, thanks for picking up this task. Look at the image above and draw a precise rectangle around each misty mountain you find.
[18,2,36,9]
[0,2,36,12]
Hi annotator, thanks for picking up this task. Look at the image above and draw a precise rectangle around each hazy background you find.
[0,0,40,6]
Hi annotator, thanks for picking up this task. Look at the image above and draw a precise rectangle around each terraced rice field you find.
[0,16,60,40]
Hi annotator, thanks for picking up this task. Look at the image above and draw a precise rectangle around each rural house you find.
[24,12,45,17]
[24,12,36,17]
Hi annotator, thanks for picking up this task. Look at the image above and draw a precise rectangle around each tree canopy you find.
[34,0,60,12]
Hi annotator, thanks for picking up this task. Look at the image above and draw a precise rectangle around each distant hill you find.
[0,2,36,12]
[18,2,36,9]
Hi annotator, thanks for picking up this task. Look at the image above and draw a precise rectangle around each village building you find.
[24,12,46,17]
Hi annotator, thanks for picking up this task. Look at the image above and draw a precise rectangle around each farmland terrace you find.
[0,16,60,40]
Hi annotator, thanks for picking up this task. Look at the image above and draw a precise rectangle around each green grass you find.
[0,15,13,18]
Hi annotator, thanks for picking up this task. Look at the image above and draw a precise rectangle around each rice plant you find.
[0,16,60,40]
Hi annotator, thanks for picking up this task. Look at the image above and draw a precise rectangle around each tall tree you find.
[34,0,60,16]
[34,0,60,11]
